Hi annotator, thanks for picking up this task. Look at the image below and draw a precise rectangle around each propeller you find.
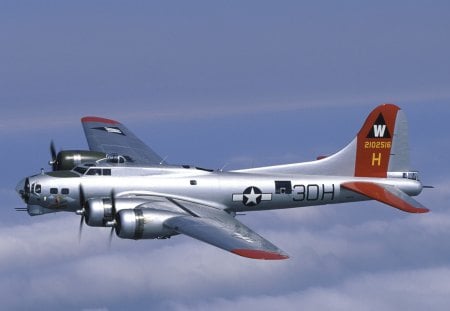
[49,141,58,171]
[78,184,86,243]
[78,186,118,248]
[108,189,117,250]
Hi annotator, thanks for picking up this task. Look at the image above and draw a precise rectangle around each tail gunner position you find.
[16,104,429,260]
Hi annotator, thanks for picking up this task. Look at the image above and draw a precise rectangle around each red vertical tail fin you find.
[355,104,401,177]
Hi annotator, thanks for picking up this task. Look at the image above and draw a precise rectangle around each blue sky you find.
[1,1,450,310]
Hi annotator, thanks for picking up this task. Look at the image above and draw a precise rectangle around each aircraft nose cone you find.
[16,178,25,195]
[16,178,30,203]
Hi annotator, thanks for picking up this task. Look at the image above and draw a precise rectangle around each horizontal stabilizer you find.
[341,182,429,213]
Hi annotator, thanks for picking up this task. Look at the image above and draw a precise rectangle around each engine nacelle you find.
[115,209,180,240]
[53,150,106,171]
[85,198,150,227]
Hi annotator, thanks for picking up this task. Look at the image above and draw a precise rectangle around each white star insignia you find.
[244,187,261,205]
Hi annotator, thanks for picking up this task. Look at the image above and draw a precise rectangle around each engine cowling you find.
[53,150,106,171]
[115,209,180,240]
[85,198,150,227]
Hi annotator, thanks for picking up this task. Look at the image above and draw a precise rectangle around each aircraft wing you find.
[81,116,166,166]
[133,196,288,259]
[164,214,289,260]
[341,181,429,213]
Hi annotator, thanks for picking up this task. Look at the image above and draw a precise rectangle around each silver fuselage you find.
[18,164,423,215]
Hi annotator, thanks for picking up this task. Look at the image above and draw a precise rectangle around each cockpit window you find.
[74,166,87,175]
[74,166,112,176]
[86,168,102,176]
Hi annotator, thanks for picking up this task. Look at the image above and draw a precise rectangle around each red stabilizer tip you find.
[81,116,119,125]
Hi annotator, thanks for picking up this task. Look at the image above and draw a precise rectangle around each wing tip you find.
[81,116,120,125]
[231,249,289,260]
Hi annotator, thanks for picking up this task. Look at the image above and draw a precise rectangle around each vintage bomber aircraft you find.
[16,104,429,260]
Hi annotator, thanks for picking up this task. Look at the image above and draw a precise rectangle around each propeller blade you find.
[110,189,116,218]
[108,227,114,250]
[50,140,57,160]
[78,214,84,243]
[78,184,87,242]
[107,189,117,250]
[79,184,86,208]
[50,141,58,171]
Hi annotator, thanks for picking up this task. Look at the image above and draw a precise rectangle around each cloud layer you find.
[2,182,449,310]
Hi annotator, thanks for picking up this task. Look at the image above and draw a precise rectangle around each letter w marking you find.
[373,125,386,138]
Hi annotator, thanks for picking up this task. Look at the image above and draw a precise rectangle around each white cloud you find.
[168,267,450,311]
[1,191,449,311]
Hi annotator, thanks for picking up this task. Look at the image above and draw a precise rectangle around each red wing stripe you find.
[231,249,289,260]
[342,182,429,213]
[81,116,120,125]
